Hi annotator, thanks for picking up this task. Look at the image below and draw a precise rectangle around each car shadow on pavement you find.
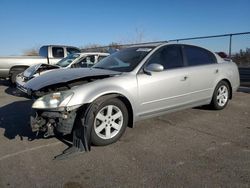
[193,105,211,111]
[0,100,36,140]
[0,79,10,86]
[238,86,250,93]
[0,79,29,98]
[0,99,74,147]
[5,85,28,98]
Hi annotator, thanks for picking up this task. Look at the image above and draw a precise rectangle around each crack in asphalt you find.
[0,141,61,161]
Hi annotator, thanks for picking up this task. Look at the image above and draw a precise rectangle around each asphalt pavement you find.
[0,80,250,188]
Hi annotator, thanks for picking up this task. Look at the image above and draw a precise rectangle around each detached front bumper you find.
[31,105,92,158]
[31,109,77,137]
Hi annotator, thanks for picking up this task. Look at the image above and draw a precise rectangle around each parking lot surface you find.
[0,80,250,188]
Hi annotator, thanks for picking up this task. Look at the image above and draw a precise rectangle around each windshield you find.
[92,47,153,72]
[56,53,80,67]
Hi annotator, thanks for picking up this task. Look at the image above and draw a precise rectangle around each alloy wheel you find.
[94,105,123,140]
[216,85,229,107]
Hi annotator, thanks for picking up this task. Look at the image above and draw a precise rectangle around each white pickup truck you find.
[0,45,80,83]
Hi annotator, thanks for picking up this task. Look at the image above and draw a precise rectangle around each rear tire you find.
[210,81,230,110]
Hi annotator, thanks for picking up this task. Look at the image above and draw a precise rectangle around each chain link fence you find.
[81,32,250,67]
[169,32,250,68]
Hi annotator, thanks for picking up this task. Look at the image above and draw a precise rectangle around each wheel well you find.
[221,79,233,99]
[91,93,134,128]
[76,93,134,128]
[9,66,29,75]
[116,95,134,128]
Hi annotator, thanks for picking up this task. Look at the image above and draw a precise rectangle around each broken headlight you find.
[32,91,74,110]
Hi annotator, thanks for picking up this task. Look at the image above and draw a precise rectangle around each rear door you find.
[137,45,190,117]
[182,45,219,102]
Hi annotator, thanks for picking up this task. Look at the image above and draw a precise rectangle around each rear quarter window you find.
[66,47,81,55]
[184,45,217,66]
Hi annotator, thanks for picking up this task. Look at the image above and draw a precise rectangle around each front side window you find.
[73,55,96,68]
[184,45,217,66]
[52,47,64,58]
[146,45,184,70]
[93,47,154,72]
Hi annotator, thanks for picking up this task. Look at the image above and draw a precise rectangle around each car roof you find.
[128,42,166,48]
[74,52,110,56]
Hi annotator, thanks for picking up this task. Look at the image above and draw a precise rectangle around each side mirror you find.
[144,63,164,75]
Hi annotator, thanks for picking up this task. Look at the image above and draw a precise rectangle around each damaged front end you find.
[30,90,79,137]
[31,109,77,138]
[30,90,92,159]
[16,63,60,95]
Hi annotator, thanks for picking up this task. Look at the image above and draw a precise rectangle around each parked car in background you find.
[16,52,109,93]
[29,43,239,148]
[0,45,80,83]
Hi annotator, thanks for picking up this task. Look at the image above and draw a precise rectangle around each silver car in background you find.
[30,43,240,150]
[16,52,109,94]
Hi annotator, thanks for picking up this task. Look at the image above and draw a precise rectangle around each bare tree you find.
[134,28,145,43]
[81,28,146,52]
[23,47,39,56]
[80,43,105,52]
[232,48,250,67]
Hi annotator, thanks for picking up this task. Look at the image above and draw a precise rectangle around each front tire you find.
[9,69,25,85]
[10,71,19,85]
[210,81,230,110]
[86,98,128,146]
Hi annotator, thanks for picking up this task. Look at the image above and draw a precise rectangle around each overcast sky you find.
[0,0,249,55]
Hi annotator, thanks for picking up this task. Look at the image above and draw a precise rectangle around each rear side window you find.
[52,47,64,58]
[147,45,184,70]
[66,47,80,55]
[184,45,217,66]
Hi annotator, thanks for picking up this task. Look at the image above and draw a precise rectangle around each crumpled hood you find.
[23,63,59,79]
[24,68,120,91]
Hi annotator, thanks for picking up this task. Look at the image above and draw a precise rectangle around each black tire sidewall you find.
[211,81,230,110]
[10,72,18,85]
[89,98,128,146]
[10,69,24,85]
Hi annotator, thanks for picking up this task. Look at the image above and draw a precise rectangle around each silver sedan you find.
[30,43,240,149]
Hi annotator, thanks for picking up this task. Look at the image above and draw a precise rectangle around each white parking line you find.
[0,142,61,161]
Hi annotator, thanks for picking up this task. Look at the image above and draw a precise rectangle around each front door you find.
[136,45,190,117]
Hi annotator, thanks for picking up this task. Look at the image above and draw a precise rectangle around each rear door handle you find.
[181,76,188,81]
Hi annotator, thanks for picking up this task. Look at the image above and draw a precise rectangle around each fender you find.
[68,74,139,120]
